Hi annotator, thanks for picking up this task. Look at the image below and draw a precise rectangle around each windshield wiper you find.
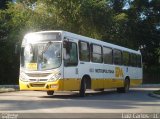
[41,41,52,54]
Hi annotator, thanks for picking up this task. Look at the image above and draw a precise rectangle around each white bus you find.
[19,30,142,96]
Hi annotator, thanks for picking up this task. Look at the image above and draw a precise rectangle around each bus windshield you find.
[21,42,61,71]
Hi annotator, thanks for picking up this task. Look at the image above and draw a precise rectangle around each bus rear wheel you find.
[47,91,54,95]
[117,78,130,93]
[79,78,86,97]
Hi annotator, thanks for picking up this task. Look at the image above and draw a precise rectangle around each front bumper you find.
[19,80,63,91]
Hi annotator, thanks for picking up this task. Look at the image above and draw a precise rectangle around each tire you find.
[47,91,54,95]
[117,78,130,93]
[99,89,104,91]
[79,78,86,97]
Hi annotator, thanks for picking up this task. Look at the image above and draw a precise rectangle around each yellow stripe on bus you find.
[130,79,142,86]
[19,78,142,91]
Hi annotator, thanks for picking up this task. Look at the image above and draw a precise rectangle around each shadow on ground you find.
[0,88,159,111]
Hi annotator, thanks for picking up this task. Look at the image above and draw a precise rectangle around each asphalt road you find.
[0,86,160,118]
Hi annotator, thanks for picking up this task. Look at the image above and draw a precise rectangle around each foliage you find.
[0,0,12,9]
[153,90,160,95]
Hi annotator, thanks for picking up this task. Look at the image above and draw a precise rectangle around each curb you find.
[0,85,19,89]
[0,85,19,93]
[149,92,160,99]
[138,84,160,88]
[0,88,18,93]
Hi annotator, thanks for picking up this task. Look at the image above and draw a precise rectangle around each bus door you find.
[63,39,79,90]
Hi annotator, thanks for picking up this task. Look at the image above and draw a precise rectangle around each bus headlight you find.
[20,74,29,82]
[49,73,61,82]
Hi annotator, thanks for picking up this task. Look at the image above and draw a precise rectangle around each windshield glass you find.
[21,42,61,71]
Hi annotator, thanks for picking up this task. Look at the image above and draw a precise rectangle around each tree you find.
[0,0,159,84]
[0,0,11,9]
[127,0,160,66]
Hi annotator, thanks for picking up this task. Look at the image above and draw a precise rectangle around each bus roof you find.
[25,30,141,55]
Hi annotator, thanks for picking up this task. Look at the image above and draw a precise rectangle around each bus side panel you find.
[90,64,125,89]
[114,66,125,88]
[103,64,121,89]
[63,78,81,91]
[130,67,143,86]
[90,63,104,89]
[128,67,143,87]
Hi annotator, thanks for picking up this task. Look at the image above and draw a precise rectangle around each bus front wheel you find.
[79,78,86,97]
[117,78,130,93]
[47,91,54,95]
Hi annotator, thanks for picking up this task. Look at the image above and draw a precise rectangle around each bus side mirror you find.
[63,40,71,54]
[63,48,70,60]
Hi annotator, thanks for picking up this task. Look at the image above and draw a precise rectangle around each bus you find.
[19,30,142,97]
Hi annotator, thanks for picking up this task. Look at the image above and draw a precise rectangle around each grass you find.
[153,90,160,95]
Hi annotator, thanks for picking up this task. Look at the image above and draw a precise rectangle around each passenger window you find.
[134,54,137,67]
[113,49,122,65]
[130,54,134,66]
[130,53,137,67]
[79,41,90,62]
[103,47,113,64]
[91,44,103,63]
[123,51,129,66]
[63,41,78,66]
[137,55,142,67]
